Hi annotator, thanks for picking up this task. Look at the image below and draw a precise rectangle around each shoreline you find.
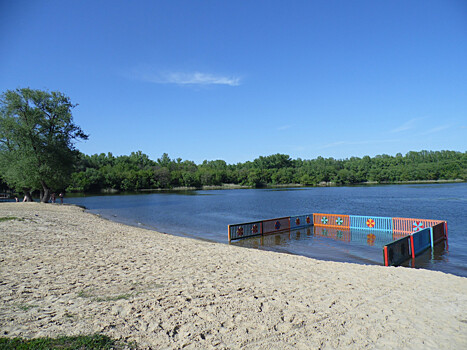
[2,180,464,200]
[110,179,467,192]
[1,203,466,349]
[91,179,467,194]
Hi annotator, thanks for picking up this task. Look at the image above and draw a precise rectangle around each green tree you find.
[0,88,88,202]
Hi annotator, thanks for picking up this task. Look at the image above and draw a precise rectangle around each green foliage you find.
[0,217,20,222]
[0,88,88,202]
[0,334,137,349]
[16,303,38,311]
[65,150,466,193]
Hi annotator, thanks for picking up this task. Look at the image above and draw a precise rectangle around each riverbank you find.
[3,179,465,200]
[92,179,467,193]
[1,203,466,349]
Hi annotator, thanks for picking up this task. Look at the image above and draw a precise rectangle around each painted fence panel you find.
[431,222,446,245]
[262,217,290,235]
[228,221,262,241]
[383,235,412,266]
[290,214,313,229]
[392,217,444,234]
[411,227,432,256]
[350,215,393,231]
[313,213,350,229]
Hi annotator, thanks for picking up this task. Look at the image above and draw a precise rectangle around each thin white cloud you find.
[390,118,423,133]
[419,124,451,136]
[277,125,292,131]
[129,66,241,86]
[162,72,241,86]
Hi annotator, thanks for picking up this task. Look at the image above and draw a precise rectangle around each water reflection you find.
[399,240,449,269]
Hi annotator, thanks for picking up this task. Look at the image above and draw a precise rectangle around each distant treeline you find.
[65,150,466,192]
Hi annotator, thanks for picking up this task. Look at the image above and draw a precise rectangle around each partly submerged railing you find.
[228,212,447,267]
[228,214,313,241]
[383,221,447,266]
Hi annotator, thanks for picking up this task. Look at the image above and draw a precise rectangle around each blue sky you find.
[1,0,466,164]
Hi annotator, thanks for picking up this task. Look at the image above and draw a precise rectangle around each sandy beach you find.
[0,203,466,349]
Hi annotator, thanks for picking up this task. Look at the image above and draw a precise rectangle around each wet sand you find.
[1,203,466,349]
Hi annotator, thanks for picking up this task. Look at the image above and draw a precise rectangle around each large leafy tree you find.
[0,88,88,202]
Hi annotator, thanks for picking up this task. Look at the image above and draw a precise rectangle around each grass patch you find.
[16,304,39,312]
[77,290,93,299]
[0,334,138,349]
[0,217,21,222]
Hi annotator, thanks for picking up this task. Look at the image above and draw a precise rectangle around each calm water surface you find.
[67,183,467,277]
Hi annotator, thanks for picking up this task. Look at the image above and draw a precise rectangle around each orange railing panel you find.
[313,213,350,229]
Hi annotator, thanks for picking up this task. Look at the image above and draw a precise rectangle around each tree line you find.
[1,88,466,201]
[67,150,467,192]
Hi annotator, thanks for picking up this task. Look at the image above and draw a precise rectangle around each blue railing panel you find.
[229,221,262,241]
[412,228,431,256]
[290,214,313,229]
[350,215,393,231]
